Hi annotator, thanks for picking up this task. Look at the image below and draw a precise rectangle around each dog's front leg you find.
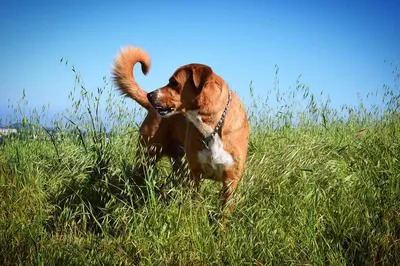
[221,169,239,213]
[187,169,201,190]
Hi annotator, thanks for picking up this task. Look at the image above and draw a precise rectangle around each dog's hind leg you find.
[166,140,187,185]
[131,136,164,186]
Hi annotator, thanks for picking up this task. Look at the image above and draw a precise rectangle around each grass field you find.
[1,64,399,265]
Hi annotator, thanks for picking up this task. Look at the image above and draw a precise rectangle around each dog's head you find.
[147,64,216,117]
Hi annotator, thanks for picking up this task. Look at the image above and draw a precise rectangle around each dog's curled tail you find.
[112,45,151,109]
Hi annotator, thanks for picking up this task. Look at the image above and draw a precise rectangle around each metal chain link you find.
[201,90,232,149]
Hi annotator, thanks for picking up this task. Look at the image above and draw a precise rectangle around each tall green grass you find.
[0,61,399,265]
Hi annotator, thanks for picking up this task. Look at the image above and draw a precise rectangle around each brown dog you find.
[112,45,250,209]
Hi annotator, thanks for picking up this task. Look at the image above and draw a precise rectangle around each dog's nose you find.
[147,92,154,102]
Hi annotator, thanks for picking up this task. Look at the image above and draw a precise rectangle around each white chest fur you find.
[186,110,234,180]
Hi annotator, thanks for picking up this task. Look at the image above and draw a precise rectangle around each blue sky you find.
[0,0,399,123]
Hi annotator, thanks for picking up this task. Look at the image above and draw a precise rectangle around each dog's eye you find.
[169,80,178,87]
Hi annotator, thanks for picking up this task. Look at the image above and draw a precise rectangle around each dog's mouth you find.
[153,104,175,117]
[147,91,176,117]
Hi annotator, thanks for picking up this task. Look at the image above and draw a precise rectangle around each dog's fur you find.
[112,45,250,210]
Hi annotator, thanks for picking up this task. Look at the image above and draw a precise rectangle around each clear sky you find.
[0,0,399,123]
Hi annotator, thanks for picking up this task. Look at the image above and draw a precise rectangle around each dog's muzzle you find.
[147,91,175,117]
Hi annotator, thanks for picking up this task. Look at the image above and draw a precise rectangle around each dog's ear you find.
[192,65,213,90]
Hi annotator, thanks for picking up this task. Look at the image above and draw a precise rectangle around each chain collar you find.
[201,90,232,149]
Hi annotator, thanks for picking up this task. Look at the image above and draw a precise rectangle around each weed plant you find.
[0,61,399,265]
